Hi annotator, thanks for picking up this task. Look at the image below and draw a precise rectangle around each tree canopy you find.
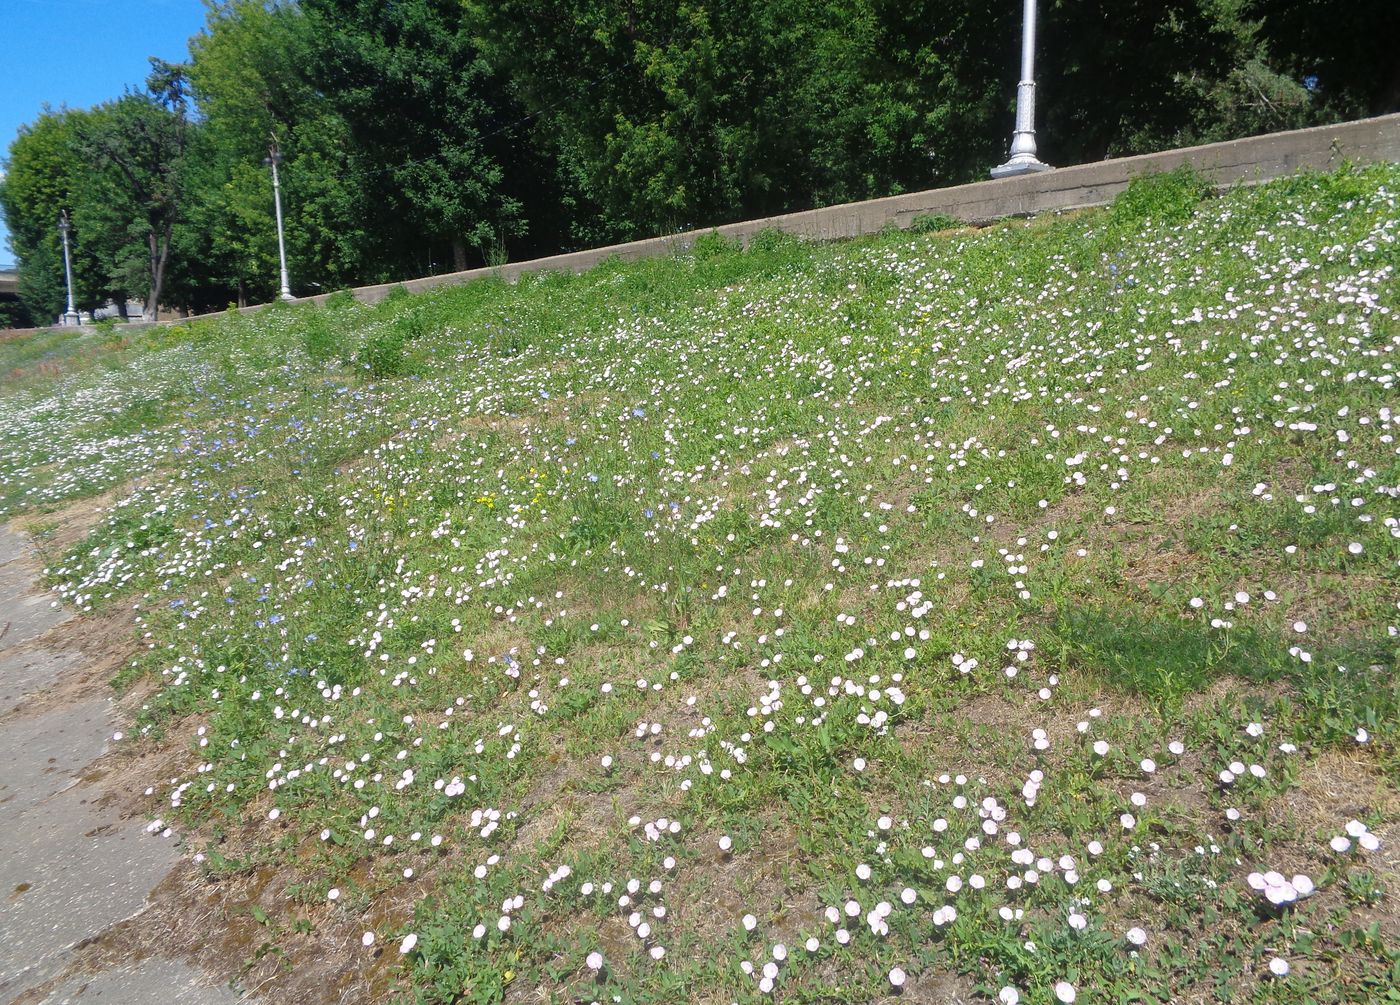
[2,0,1395,323]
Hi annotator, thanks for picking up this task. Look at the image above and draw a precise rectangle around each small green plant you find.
[1110,165,1212,227]
[358,326,406,378]
[92,315,126,347]
[301,313,339,363]
[396,308,427,342]
[325,288,357,311]
[1344,869,1386,906]
[746,228,799,255]
[908,212,962,234]
[481,229,510,269]
[691,231,740,260]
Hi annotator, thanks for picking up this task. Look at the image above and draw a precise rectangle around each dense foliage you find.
[2,0,1396,322]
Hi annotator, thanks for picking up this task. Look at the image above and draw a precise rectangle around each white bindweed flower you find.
[1126,927,1147,947]
[1055,981,1077,1003]
[399,933,417,954]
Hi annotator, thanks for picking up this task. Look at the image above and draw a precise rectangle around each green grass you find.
[2,164,1398,1004]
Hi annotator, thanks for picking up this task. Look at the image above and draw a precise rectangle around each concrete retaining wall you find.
[318,113,1400,309]
[13,114,1400,330]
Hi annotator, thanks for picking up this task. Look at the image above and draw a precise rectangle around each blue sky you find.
[1,0,208,268]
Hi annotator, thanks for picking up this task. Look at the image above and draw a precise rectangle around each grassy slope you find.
[1,165,1397,1004]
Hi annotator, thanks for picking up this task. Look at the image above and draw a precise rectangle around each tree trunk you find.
[145,224,172,323]
[145,231,161,322]
[451,237,468,272]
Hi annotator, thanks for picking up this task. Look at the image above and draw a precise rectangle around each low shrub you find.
[301,313,339,363]
[325,288,358,311]
[1110,165,1213,227]
[358,326,406,378]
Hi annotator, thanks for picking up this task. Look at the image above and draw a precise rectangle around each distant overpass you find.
[0,270,25,328]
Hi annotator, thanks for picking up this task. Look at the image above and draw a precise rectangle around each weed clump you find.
[358,325,406,378]
[324,288,358,311]
[908,212,962,234]
[1110,165,1213,227]
[691,231,741,260]
[301,313,339,363]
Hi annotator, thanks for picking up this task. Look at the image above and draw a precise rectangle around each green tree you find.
[0,109,112,322]
[1030,0,1311,162]
[299,0,540,271]
[74,63,192,320]
[1252,0,1400,119]
[186,0,375,300]
[468,0,1010,240]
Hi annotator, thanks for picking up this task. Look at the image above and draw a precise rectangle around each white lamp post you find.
[991,0,1053,178]
[58,211,81,326]
[263,135,293,301]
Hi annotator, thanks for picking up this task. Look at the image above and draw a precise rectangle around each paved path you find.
[0,525,239,1005]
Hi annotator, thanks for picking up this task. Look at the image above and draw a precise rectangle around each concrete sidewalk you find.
[0,526,239,1005]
